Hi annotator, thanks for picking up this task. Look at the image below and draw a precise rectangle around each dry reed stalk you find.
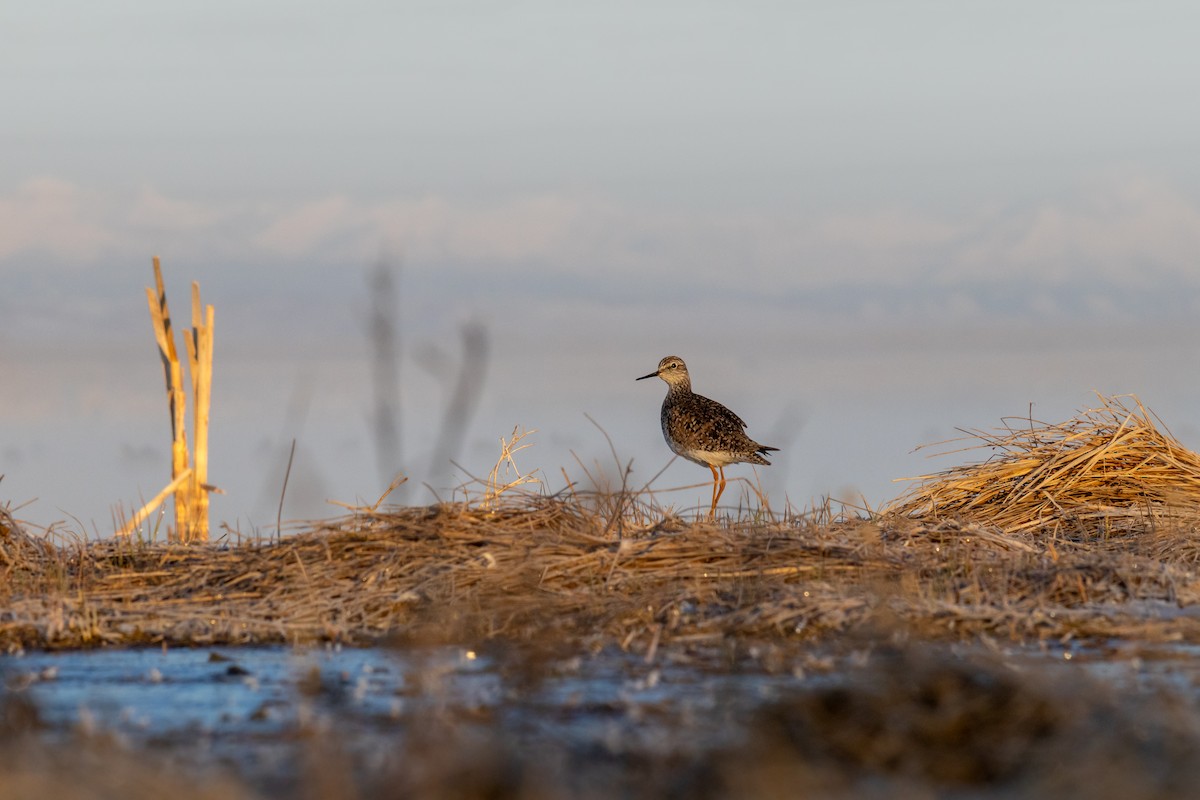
[134,257,217,543]
[0,505,55,573]
[116,468,192,539]
[145,257,190,539]
[886,394,1200,538]
[185,281,215,538]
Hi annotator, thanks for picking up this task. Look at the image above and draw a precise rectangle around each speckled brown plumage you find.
[637,355,778,514]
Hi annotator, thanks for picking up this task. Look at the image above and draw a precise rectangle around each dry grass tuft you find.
[0,506,57,586]
[886,394,1200,539]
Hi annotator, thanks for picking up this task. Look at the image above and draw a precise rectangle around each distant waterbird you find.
[637,355,779,515]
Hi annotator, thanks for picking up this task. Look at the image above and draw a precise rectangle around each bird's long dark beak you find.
[635,370,659,381]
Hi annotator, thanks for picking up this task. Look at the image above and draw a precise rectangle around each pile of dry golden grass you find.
[0,490,1197,653]
[4,399,1200,652]
[0,493,876,651]
[886,394,1200,540]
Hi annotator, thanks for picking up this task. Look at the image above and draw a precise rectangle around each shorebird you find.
[637,355,778,515]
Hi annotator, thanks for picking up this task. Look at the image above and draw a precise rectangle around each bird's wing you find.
[668,393,750,436]
[696,394,747,429]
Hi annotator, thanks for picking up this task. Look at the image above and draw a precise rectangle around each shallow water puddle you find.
[5,646,494,737]
[1,645,811,762]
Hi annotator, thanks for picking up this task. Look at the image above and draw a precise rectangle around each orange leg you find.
[708,464,727,515]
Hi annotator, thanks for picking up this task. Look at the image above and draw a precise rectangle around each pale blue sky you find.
[4,2,1200,530]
